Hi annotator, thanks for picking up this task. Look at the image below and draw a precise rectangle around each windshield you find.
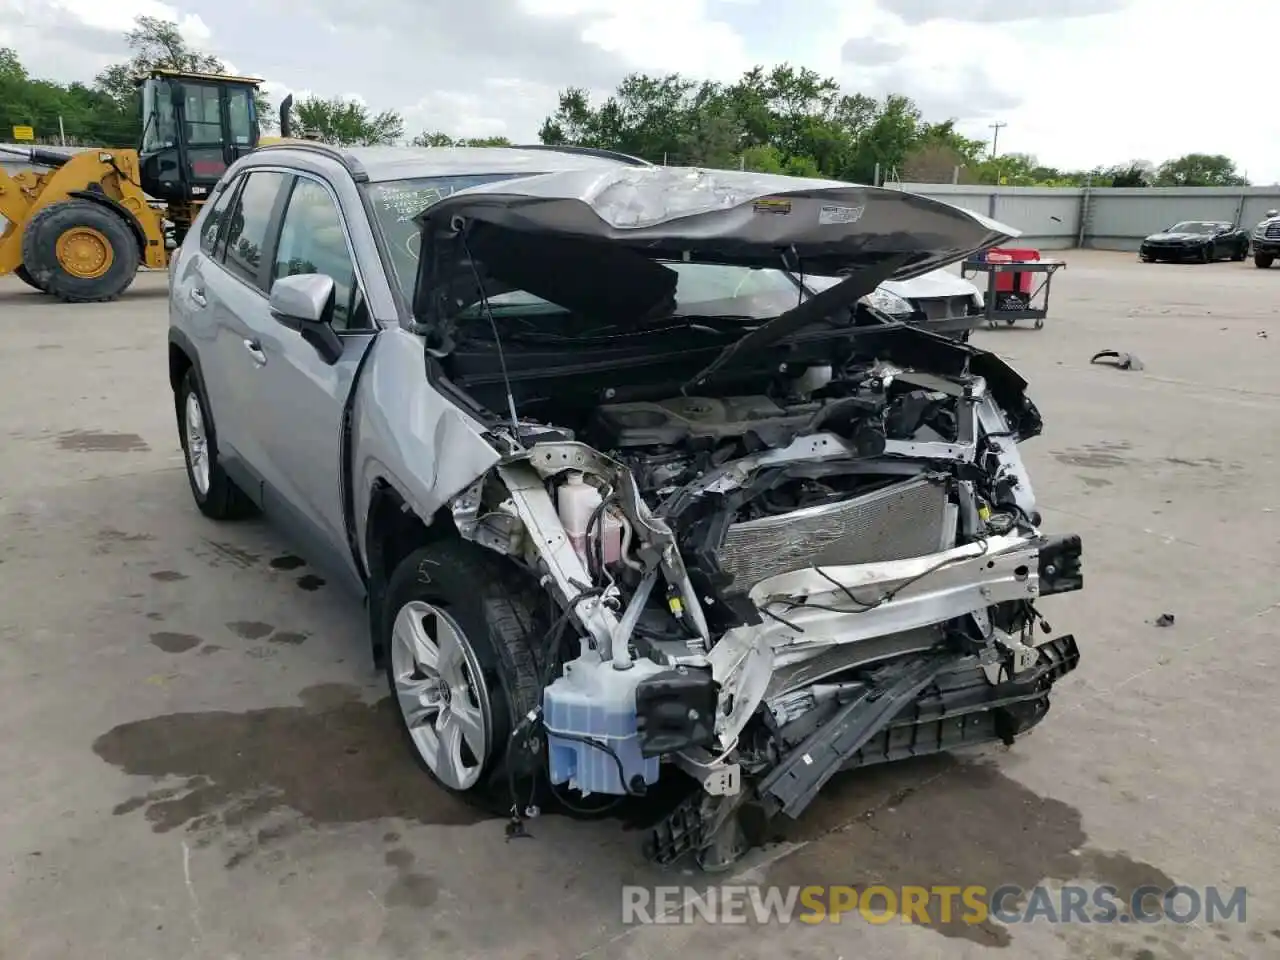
[366,173,812,321]
[457,262,807,322]
[1167,221,1220,234]
[366,174,531,298]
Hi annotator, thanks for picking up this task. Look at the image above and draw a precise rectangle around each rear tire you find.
[1199,243,1213,263]
[1255,253,1274,269]
[383,541,546,808]
[20,199,140,303]
[175,368,257,520]
[13,264,46,292]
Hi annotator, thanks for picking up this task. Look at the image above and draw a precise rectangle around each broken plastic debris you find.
[1154,613,1175,628]
[1090,350,1145,371]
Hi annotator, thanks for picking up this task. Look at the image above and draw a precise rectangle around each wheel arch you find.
[66,189,149,264]
[363,477,459,667]
[168,328,207,403]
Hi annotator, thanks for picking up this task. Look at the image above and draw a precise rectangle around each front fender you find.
[350,327,501,571]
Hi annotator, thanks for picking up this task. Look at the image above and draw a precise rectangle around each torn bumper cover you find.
[419,165,1084,870]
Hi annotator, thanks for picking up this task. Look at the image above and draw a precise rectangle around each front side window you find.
[222,171,289,289]
[272,179,366,330]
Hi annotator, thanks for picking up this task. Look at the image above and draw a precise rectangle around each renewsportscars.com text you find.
[621,884,1247,926]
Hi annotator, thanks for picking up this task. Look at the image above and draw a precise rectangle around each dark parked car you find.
[1250,209,1280,268]
[1139,220,1250,263]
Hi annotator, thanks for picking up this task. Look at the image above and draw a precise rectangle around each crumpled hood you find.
[411,165,1018,331]
[880,268,979,300]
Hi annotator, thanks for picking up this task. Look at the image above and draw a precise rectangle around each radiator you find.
[715,476,953,591]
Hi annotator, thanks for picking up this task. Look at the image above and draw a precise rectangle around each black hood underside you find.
[411,165,1019,337]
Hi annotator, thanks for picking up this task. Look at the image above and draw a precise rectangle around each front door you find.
[239,173,377,587]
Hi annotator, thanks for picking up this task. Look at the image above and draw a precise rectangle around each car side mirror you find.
[269,274,343,365]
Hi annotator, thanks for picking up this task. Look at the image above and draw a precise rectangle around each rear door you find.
[171,171,240,421]
[198,169,292,493]
[238,172,377,583]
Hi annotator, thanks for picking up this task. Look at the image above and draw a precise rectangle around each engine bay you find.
[447,321,1081,872]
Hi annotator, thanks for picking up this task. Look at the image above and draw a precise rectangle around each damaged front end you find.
[418,166,1084,871]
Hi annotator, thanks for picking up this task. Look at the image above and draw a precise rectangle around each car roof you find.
[252,143,643,183]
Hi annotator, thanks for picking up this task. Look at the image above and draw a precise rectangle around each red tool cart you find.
[962,247,1066,330]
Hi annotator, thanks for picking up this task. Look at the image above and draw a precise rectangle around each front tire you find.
[20,199,140,302]
[1231,242,1247,262]
[1255,253,1274,269]
[1199,243,1213,263]
[176,368,256,520]
[383,542,545,803]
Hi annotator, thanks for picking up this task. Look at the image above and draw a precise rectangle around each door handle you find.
[243,339,267,366]
[189,287,207,308]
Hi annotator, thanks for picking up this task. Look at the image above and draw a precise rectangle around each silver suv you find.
[167,144,1084,870]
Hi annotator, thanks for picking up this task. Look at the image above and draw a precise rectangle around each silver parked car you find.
[167,144,1084,871]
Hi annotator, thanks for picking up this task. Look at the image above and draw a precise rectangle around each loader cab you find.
[136,69,262,211]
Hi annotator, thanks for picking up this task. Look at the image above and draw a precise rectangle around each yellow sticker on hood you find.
[753,198,793,215]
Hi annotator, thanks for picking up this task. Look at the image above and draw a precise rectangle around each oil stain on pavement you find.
[93,683,492,861]
[1052,440,1133,470]
[226,620,274,640]
[149,632,203,654]
[377,845,447,955]
[763,757,1177,949]
[55,429,150,453]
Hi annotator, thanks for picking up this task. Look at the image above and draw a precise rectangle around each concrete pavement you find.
[2,254,1278,959]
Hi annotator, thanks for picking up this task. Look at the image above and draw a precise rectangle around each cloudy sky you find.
[3,0,1277,182]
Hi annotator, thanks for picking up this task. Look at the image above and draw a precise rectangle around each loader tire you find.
[13,264,47,292]
[20,200,140,303]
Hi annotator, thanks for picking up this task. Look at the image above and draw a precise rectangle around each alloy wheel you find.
[390,600,493,791]
[184,392,211,496]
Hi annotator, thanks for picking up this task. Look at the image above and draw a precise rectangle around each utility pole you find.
[988,121,1007,159]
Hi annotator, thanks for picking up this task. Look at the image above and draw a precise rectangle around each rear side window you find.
[222,171,289,289]
[198,176,240,257]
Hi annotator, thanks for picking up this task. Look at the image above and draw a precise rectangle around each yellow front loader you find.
[0,70,298,302]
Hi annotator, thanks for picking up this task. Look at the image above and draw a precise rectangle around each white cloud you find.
[519,0,750,79]
[47,0,211,43]
[826,0,1280,182]
[875,0,1128,25]
[4,0,1279,183]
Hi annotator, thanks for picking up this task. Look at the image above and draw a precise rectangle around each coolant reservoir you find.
[557,472,622,566]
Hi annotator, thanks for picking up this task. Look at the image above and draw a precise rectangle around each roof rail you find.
[254,140,369,181]
[509,144,652,167]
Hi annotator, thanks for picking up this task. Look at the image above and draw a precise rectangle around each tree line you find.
[1,16,1251,189]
